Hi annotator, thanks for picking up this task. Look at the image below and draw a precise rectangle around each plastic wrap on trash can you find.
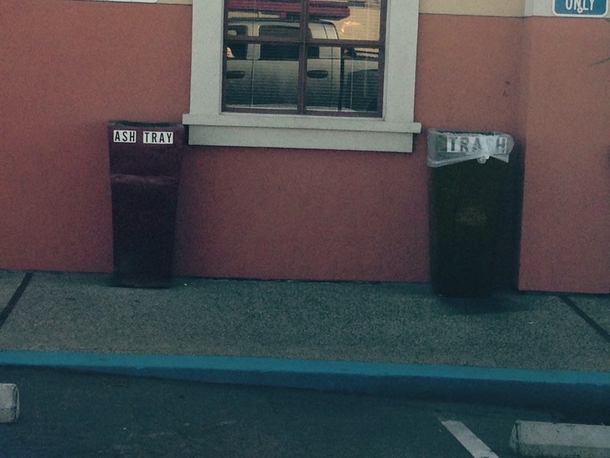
[427,129,514,168]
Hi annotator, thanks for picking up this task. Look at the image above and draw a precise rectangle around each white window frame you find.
[183,0,421,153]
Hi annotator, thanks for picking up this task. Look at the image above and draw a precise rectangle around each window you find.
[184,0,421,153]
[223,0,384,116]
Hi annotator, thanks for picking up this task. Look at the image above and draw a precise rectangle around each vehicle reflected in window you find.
[223,0,384,116]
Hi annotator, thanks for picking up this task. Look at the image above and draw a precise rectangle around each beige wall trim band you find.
[71,0,193,4]
[63,1,609,18]
[421,0,525,17]
[68,0,525,15]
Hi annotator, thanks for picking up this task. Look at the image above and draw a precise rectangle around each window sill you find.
[182,113,422,153]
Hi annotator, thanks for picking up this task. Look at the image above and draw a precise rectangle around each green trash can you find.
[427,129,514,297]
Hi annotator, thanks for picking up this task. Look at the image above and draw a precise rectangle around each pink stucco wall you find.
[174,146,430,281]
[1,0,607,292]
[516,18,610,293]
[1,0,191,272]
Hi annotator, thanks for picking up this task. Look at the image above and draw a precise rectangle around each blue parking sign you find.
[554,0,609,16]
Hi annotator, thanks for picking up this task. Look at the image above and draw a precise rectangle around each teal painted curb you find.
[1,350,609,411]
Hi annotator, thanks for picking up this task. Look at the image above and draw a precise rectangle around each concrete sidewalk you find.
[0,270,609,412]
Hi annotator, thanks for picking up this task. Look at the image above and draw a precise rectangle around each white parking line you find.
[440,420,500,458]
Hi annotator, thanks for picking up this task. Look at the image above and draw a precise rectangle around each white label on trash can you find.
[113,130,137,143]
[143,131,174,145]
[446,135,509,155]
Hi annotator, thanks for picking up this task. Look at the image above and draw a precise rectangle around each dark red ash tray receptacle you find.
[108,121,184,288]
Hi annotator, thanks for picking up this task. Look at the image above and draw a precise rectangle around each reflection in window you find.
[223,0,385,116]
[260,43,300,60]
